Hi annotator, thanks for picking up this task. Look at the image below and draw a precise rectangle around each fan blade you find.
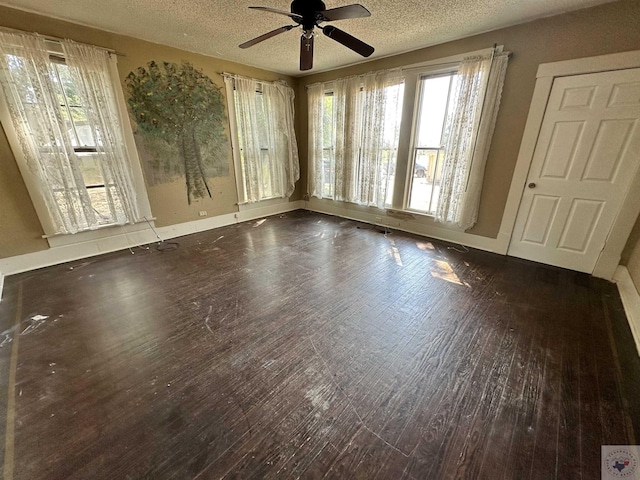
[322,25,374,57]
[318,4,371,22]
[300,34,314,71]
[249,6,303,22]
[239,25,295,49]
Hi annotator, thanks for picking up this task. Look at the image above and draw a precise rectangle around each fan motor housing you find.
[291,0,326,29]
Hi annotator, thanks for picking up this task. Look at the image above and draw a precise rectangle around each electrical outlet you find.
[199,211,208,217]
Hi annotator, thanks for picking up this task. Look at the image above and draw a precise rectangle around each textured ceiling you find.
[0,0,615,76]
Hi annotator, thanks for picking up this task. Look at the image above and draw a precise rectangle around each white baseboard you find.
[614,265,640,356]
[0,200,304,301]
[494,231,513,255]
[305,199,502,253]
[237,199,304,222]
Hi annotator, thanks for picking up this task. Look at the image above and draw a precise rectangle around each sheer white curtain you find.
[224,75,299,204]
[357,70,404,207]
[0,31,140,234]
[0,31,92,233]
[63,40,140,228]
[308,76,359,202]
[307,82,327,199]
[308,69,404,208]
[228,76,264,202]
[435,52,509,229]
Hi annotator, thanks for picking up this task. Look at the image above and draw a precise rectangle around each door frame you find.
[497,50,640,279]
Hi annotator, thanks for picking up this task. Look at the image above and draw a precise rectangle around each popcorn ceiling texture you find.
[0,0,616,75]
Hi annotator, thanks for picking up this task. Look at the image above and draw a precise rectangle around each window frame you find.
[0,38,152,241]
[403,69,458,215]
[391,64,457,215]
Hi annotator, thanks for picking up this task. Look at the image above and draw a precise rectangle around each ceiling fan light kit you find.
[239,1,374,71]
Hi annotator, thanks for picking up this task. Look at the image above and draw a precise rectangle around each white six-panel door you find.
[508,68,640,273]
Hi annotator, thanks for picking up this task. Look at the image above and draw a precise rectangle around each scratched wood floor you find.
[0,210,638,479]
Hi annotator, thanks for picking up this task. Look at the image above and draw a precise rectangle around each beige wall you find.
[622,214,640,262]
[2,0,640,262]
[297,0,640,239]
[628,225,640,293]
[0,5,299,259]
[0,122,48,256]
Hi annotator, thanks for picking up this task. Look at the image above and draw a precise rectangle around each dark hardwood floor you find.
[0,210,637,479]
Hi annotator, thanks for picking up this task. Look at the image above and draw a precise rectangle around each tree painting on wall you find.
[126,61,229,204]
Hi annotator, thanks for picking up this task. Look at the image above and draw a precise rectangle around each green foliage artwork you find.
[126,61,229,204]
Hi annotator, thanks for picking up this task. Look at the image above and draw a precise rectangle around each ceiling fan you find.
[239,0,374,71]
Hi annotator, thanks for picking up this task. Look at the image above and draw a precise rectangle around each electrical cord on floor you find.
[447,244,469,253]
[143,216,180,252]
[356,225,391,235]
[119,224,154,255]
[119,224,136,255]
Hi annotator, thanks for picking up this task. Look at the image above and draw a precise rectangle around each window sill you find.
[45,218,156,248]
[307,198,468,233]
[309,199,435,220]
[389,208,435,220]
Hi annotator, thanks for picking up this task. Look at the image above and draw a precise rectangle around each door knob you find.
[528,182,536,189]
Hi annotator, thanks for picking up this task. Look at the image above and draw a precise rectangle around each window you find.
[407,72,458,214]
[308,70,404,208]
[49,58,119,226]
[320,91,335,198]
[308,49,509,230]
[0,32,142,235]
[223,74,299,205]
[235,88,277,200]
[377,82,405,206]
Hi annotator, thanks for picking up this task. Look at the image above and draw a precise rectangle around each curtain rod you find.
[0,25,125,57]
[304,48,512,89]
[403,50,511,74]
[304,62,454,89]
[222,72,274,81]
[304,66,403,89]
[221,72,292,86]
[400,60,460,74]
